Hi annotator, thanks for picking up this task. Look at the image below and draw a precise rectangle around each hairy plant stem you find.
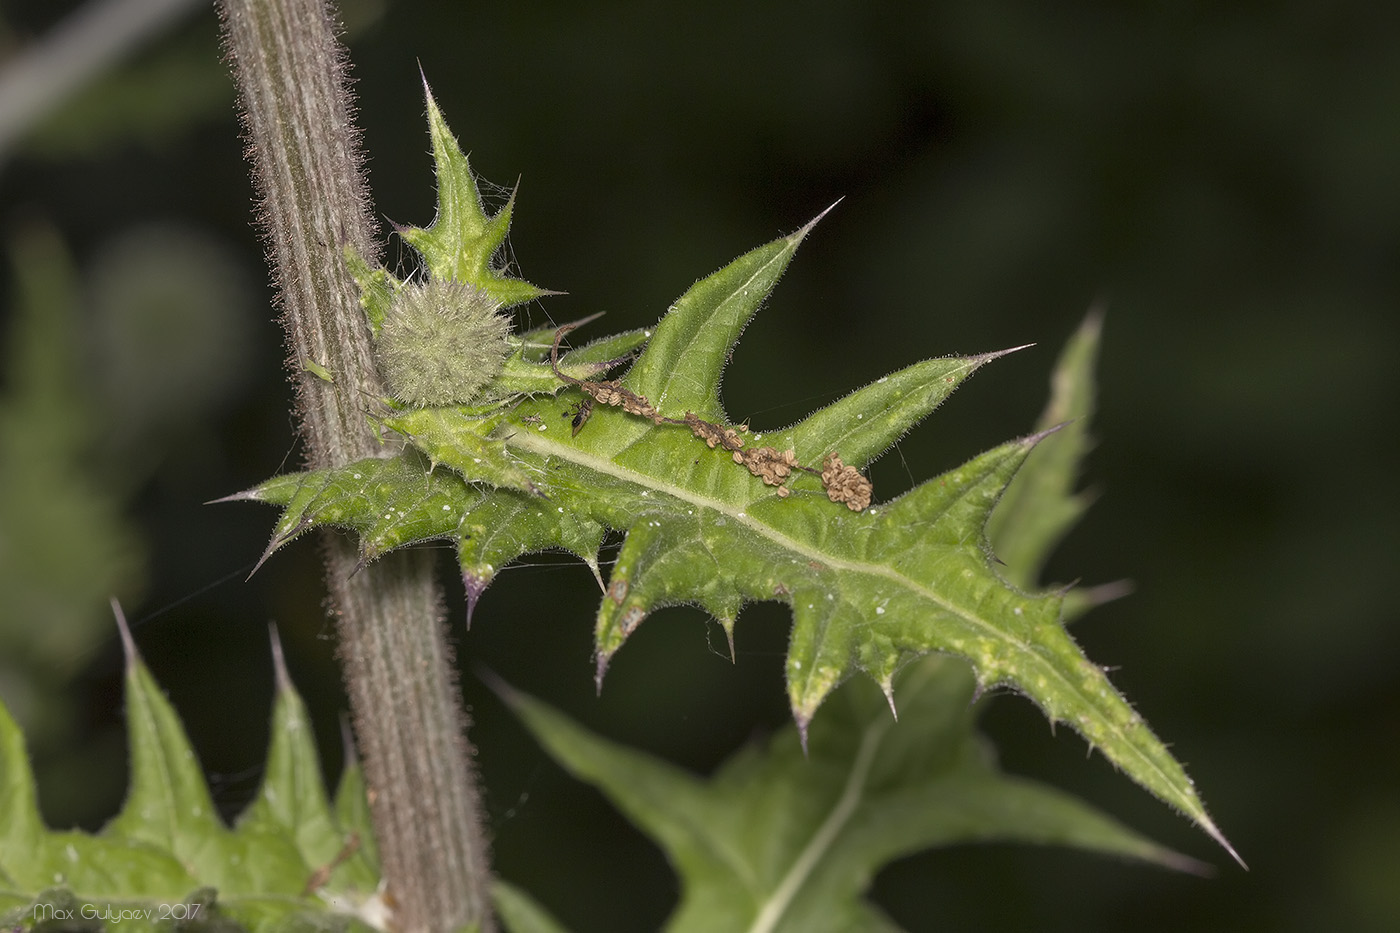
[218,1,493,929]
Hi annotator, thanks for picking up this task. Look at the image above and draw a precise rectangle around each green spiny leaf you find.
[241,228,1235,863]
[396,82,551,306]
[623,214,820,421]
[238,631,377,894]
[0,225,144,752]
[383,408,539,496]
[785,348,1023,472]
[0,690,43,877]
[450,488,607,620]
[105,615,225,863]
[0,608,385,933]
[235,453,472,569]
[516,321,650,367]
[231,453,603,611]
[237,103,1238,864]
[499,658,1198,932]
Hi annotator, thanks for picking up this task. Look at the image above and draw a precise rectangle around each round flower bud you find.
[375,279,511,407]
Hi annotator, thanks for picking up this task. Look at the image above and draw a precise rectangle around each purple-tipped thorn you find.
[1203,819,1249,871]
[247,540,281,581]
[248,518,310,580]
[594,651,612,696]
[1023,421,1072,448]
[795,712,811,757]
[463,571,490,630]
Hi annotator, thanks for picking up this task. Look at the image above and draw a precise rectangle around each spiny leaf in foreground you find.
[0,604,382,933]
[493,656,1203,932]
[236,92,1238,864]
[394,78,551,310]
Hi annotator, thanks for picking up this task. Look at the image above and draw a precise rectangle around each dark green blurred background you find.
[1,1,1397,930]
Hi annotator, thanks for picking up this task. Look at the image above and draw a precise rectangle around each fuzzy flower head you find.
[375,278,511,407]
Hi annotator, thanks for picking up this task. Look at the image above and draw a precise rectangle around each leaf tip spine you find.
[719,618,737,664]
[205,488,258,505]
[594,651,612,696]
[804,197,844,234]
[974,342,1036,366]
[463,571,491,630]
[1024,421,1072,448]
[880,679,898,721]
[268,623,291,693]
[584,556,605,592]
[420,68,443,117]
[1202,817,1248,871]
[248,541,280,581]
[795,712,812,757]
[110,597,136,666]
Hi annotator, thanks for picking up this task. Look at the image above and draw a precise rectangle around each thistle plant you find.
[0,1,1242,930]
[246,74,1242,883]
[243,86,1234,852]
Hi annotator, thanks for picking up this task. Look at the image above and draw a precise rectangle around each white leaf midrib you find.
[504,428,1199,824]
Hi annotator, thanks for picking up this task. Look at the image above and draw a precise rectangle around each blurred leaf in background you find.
[0,218,257,820]
[17,24,227,160]
[86,222,254,471]
[1,0,384,161]
[0,224,144,787]
[0,0,266,826]
[0,2,246,818]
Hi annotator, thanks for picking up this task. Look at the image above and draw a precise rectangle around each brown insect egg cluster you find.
[549,320,874,510]
[683,412,745,451]
[735,446,800,496]
[588,380,661,421]
[820,453,873,511]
